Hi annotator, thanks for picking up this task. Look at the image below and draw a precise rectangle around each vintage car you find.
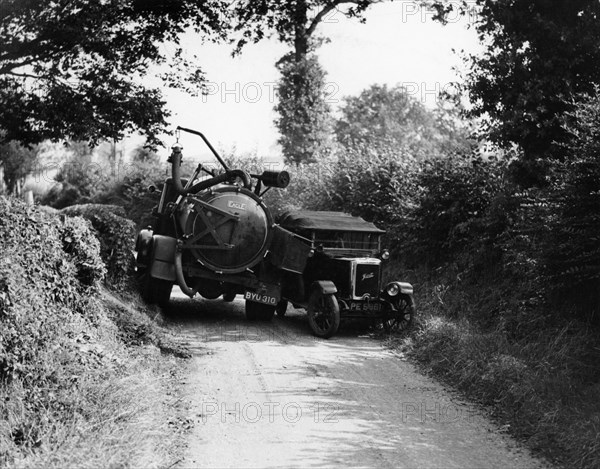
[275,210,415,338]
[135,127,312,320]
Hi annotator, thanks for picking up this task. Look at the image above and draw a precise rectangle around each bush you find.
[0,198,108,450]
[60,204,136,288]
[0,196,181,467]
[94,160,170,228]
[406,155,507,268]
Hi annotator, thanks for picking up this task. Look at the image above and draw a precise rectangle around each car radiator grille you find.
[354,263,380,297]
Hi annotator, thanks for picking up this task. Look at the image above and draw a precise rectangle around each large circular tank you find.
[179,186,273,274]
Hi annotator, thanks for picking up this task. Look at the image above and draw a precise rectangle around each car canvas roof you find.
[278,210,385,233]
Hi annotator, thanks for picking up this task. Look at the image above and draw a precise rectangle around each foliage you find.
[324,145,418,244]
[335,84,474,158]
[131,144,161,164]
[41,141,110,208]
[407,155,507,267]
[400,290,600,469]
[60,216,107,287]
[60,204,136,289]
[539,92,600,322]
[231,0,378,56]
[231,1,380,163]
[428,0,600,167]
[0,196,184,467]
[275,54,333,164]
[0,196,103,412]
[0,0,228,147]
[95,160,170,228]
[0,141,38,194]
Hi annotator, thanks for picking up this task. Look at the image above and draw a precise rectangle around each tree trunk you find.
[294,0,309,63]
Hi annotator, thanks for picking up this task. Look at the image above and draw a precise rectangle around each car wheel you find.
[245,300,275,321]
[276,299,288,317]
[307,291,340,339]
[382,294,414,333]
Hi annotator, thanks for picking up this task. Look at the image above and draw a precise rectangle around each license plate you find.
[244,291,278,306]
[349,301,382,312]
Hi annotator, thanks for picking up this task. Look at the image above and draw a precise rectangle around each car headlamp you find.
[386,283,400,297]
[381,249,390,260]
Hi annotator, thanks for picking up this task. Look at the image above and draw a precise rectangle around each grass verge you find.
[388,270,600,469]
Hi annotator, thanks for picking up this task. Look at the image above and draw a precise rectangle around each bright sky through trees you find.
[160,1,480,159]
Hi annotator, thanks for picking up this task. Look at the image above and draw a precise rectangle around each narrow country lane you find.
[165,289,550,469]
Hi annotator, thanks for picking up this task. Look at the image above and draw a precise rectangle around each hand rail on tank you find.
[176,126,229,171]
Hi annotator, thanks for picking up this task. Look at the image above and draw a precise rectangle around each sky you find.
[155,1,482,161]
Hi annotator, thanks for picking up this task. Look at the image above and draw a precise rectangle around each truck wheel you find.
[382,294,414,332]
[307,291,340,339]
[245,301,275,321]
[141,273,173,307]
[276,299,288,317]
[223,292,236,302]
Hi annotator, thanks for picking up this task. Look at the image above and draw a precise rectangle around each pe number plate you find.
[349,301,382,312]
[244,291,278,306]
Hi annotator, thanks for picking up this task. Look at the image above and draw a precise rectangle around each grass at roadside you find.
[388,270,600,469]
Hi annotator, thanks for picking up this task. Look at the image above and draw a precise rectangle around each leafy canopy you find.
[0,0,227,147]
[231,0,379,55]
[427,0,600,160]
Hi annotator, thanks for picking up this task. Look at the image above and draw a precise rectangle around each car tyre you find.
[382,294,414,333]
[307,291,340,339]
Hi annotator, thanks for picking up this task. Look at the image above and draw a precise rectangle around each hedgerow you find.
[0,197,181,467]
[60,204,136,289]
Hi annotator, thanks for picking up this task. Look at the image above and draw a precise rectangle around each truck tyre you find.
[276,299,288,317]
[307,291,340,339]
[245,300,275,321]
[141,273,173,307]
[223,292,236,302]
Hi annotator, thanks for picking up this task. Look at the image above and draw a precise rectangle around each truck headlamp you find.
[381,250,390,260]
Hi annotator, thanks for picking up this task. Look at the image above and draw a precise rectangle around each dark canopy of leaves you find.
[0,0,227,147]
[429,0,600,161]
[231,0,378,57]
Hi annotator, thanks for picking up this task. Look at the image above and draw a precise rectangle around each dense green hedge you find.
[0,198,109,455]
[60,204,136,289]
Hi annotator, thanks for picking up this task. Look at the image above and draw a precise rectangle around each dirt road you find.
[164,290,550,469]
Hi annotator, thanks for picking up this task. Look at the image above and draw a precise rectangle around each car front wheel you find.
[307,291,340,339]
[381,294,414,332]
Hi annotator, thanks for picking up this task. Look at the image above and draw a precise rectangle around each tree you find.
[335,84,474,158]
[232,1,380,60]
[275,53,333,164]
[0,141,38,195]
[131,145,160,164]
[428,0,600,168]
[0,0,227,148]
[231,1,382,164]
